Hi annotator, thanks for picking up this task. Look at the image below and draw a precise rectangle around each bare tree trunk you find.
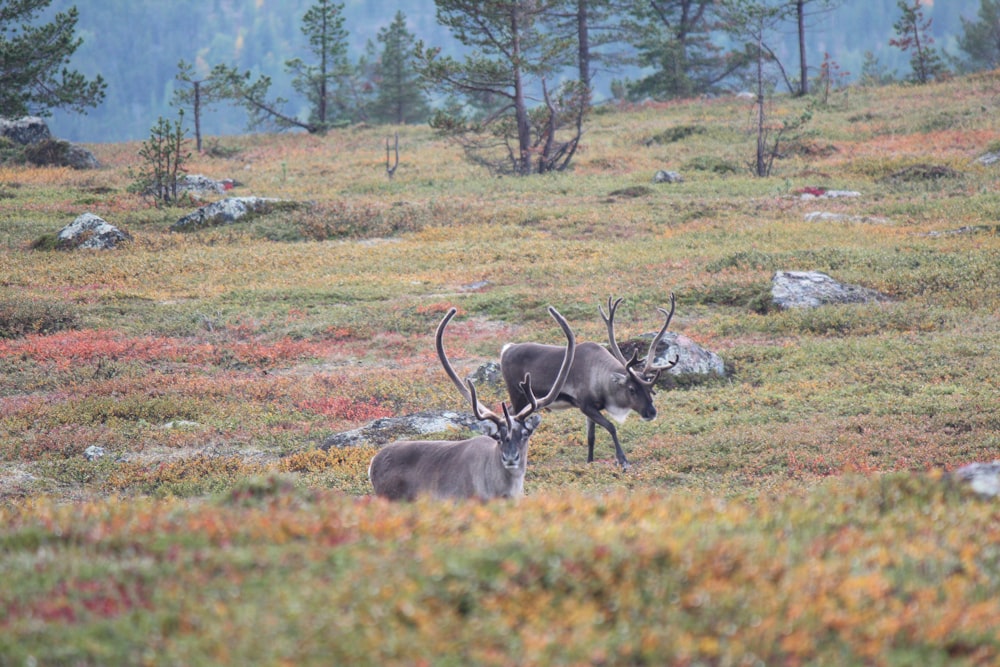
[577,0,591,94]
[318,7,329,125]
[797,0,808,95]
[511,7,532,175]
[756,30,767,177]
[193,81,203,152]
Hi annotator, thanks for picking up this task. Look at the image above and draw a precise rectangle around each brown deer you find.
[369,306,575,501]
[500,294,677,470]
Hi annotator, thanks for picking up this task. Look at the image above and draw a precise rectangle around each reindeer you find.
[368,306,575,501]
[500,294,677,470]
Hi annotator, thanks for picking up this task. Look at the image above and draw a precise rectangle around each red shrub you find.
[295,396,393,421]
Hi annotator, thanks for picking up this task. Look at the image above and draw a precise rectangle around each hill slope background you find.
[1,70,1000,663]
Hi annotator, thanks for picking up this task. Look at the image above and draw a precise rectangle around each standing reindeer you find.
[369,306,576,501]
[500,294,677,470]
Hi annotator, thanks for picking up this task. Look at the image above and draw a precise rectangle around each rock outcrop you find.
[0,116,50,145]
[171,197,286,231]
[321,410,495,450]
[56,213,130,250]
[771,271,890,310]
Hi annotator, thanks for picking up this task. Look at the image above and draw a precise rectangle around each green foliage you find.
[858,50,898,87]
[416,0,586,175]
[172,59,228,152]
[957,0,1000,71]
[0,137,26,165]
[287,0,351,130]
[0,0,106,117]
[624,0,730,100]
[646,124,707,145]
[0,295,78,338]
[207,0,358,134]
[890,0,950,84]
[367,11,431,125]
[130,112,190,205]
[684,154,741,174]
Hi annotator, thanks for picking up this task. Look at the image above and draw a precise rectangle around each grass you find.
[1,73,1000,663]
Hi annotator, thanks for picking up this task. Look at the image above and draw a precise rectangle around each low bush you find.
[0,295,78,338]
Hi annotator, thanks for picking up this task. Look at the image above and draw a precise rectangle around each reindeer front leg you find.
[582,406,629,470]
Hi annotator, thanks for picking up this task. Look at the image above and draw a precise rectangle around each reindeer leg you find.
[586,418,597,462]
[582,408,629,470]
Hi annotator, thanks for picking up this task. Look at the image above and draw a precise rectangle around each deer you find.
[500,294,678,470]
[368,306,576,501]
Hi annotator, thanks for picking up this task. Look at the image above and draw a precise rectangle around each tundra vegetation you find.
[1,73,1000,664]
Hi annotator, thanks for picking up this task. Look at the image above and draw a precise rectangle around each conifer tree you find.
[890,0,948,84]
[958,0,1000,71]
[416,0,585,176]
[369,12,431,125]
[0,0,106,118]
[211,0,351,134]
[624,0,737,100]
[172,60,226,152]
[287,0,351,129]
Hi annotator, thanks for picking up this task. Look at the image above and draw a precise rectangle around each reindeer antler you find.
[638,292,679,384]
[512,307,575,420]
[436,306,575,429]
[599,296,630,366]
[436,308,505,428]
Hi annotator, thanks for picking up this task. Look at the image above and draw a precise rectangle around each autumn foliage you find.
[1,72,1000,663]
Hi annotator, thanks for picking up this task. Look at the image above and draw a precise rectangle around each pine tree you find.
[209,0,352,134]
[958,0,1000,71]
[416,0,585,176]
[890,0,949,84]
[287,0,351,129]
[172,60,226,152]
[0,0,106,118]
[624,0,737,100]
[369,12,431,125]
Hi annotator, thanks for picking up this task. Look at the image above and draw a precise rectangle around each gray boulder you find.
[321,410,495,450]
[1,118,98,168]
[171,196,283,231]
[57,213,130,250]
[0,116,51,144]
[24,138,99,169]
[63,143,100,169]
[468,361,503,387]
[619,332,726,380]
[653,170,684,184]
[797,189,861,200]
[178,174,237,194]
[804,211,889,225]
[771,270,889,310]
[84,445,106,461]
[953,461,1000,497]
[977,151,1000,166]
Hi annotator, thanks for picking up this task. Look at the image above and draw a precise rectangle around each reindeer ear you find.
[524,413,542,431]
[611,372,628,386]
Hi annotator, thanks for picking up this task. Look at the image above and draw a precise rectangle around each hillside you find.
[1,73,1000,663]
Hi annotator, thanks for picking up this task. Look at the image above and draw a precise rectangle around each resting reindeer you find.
[368,306,576,501]
[500,294,677,470]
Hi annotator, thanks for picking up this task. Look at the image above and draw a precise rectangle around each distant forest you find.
[44,0,981,144]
